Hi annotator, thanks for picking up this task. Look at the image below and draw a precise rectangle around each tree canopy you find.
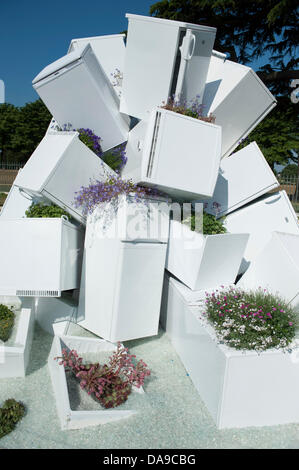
[0,99,51,164]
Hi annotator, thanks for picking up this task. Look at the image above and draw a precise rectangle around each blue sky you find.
[1,0,154,106]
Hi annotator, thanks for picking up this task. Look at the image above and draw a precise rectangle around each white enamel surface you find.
[203,142,279,217]
[14,132,116,223]
[33,44,129,150]
[0,308,34,378]
[203,53,276,157]
[123,108,222,200]
[120,14,215,120]
[225,191,299,273]
[239,231,299,309]
[0,218,84,296]
[166,220,249,290]
[161,275,299,428]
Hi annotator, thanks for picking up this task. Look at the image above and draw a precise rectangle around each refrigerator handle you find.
[175,30,195,99]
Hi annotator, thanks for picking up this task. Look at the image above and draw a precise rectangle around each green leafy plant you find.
[161,96,215,123]
[204,286,296,351]
[0,399,25,439]
[184,211,227,235]
[0,304,15,342]
[25,202,72,220]
[0,193,7,206]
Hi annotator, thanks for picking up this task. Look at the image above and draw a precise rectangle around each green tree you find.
[280,163,298,178]
[11,99,51,163]
[0,103,20,163]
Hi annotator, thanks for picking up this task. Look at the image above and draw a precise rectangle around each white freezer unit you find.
[120,14,216,120]
[225,191,299,274]
[0,218,84,297]
[239,231,299,310]
[78,205,168,342]
[166,219,249,290]
[32,43,129,151]
[14,131,116,224]
[203,142,279,218]
[202,51,277,158]
[122,107,221,200]
[68,34,126,100]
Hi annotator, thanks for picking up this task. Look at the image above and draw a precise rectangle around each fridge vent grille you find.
[147,111,161,178]
[16,290,60,297]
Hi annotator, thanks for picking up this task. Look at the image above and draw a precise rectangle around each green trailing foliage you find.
[25,202,72,220]
[0,304,15,342]
[204,286,297,351]
[0,399,25,439]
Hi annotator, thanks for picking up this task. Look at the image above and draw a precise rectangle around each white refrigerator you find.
[77,195,169,342]
[225,191,299,273]
[32,43,129,151]
[120,14,216,120]
[122,107,221,200]
[68,34,126,101]
[202,51,277,158]
[14,132,116,224]
[203,142,279,218]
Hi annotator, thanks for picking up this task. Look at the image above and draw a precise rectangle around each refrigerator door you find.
[175,28,215,104]
[33,44,129,151]
[68,34,126,100]
[120,14,216,120]
[0,182,41,219]
[203,53,277,158]
[141,108,221,200]
[203,141,279,218]
[14,132,116,223]
[225,191,299,273]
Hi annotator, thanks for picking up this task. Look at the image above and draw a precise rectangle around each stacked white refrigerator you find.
[32,43,129,151]
[120,14,216,120]
[202,51,277,158]
[78,195,170,342]
[68,34,126,100]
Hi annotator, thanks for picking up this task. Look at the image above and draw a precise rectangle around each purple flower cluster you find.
[76,127,103,157]
[74,175,163,215]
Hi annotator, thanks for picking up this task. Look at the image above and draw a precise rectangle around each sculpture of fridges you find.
[120,13,216,120]
[166,219,249,290]
[0,217,84,297]
[68,34,126,101]
[77,195,170,342]
[32,43,129,152]
[14,131,116,224]
[122,107,222,200]
[225,190,299,274]
[202,50,277,158]
[202,141,279,218]
[239,231,299,310]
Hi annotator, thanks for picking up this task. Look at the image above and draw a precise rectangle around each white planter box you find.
[32,43,129,151]
[225,190,299,274]
[166,220,248,290]
[202,51,277,158]
[68,34,126,101]
[48,335,143,430]
[239,231,299,310]
[161,275,299,429]
[0,308,34,378]
[123,107,221,200]
[33,296,78,335]
[203,142,279,218]
[120,14,216,120]
[0,218,84,297]
[77,203,168,342]
[14,131,116,223]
